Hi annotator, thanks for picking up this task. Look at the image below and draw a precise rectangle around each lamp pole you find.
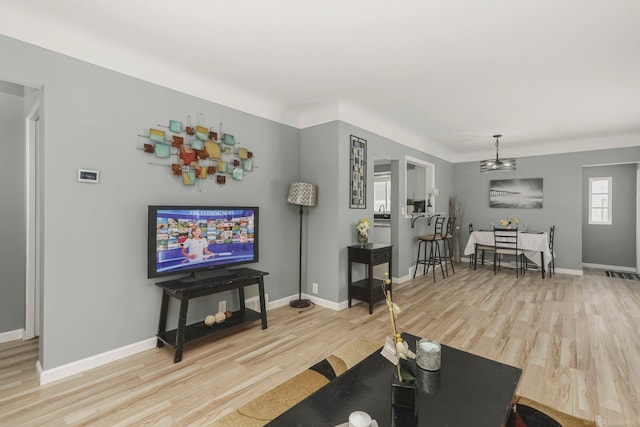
[290,204,311,308]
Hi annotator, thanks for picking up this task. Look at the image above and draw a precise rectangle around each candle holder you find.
[348,410,372,427]
[416,338,441,371]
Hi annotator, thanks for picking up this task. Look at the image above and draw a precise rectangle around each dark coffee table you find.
[266,333,521,426]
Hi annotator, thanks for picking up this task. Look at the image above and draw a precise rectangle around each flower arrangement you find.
[381,272,415,381]
[427,187,439,209]
[500,216,520,227]
[355,218,371,238]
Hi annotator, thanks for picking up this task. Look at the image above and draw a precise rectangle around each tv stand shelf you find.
[155,268,268,363]
[156,309,262,348]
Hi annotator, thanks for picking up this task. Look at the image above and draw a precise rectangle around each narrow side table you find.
[347,243,392,314]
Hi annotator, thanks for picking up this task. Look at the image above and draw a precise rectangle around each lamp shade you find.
[480,134,517,173]
[287,182,317,207]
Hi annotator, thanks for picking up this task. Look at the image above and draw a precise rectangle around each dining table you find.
[464,229,552,278]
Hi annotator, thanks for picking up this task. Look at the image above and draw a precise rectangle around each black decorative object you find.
[391,361,418,427]
[391,372,416,409]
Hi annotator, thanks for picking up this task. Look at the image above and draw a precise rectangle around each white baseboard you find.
[555,268,583,276]
[33,256,588,386]
[582,263,637,273]
[38,337,157,385]
[39,293,276,386]
[275,292,375,312]
[245,293,269,312]
[273,293,342,311]
[396,271,413,283]
[0,329,24,344]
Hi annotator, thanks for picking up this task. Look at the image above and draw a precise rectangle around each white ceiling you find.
[2,0,639,162]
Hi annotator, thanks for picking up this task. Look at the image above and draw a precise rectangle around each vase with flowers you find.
[499,216,520,229]
[355,218,371,245]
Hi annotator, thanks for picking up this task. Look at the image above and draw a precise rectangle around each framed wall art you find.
[489,178,543,209]
[349,135,367,209]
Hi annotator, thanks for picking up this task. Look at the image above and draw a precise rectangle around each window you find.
[589,177,612,225]
[374,172,391,213]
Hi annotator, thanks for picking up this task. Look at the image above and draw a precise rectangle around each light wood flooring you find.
[1,265,639,426]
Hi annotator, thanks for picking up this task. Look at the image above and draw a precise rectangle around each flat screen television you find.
[148,205,259,281]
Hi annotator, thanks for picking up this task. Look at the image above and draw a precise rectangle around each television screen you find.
[148,205,259,280]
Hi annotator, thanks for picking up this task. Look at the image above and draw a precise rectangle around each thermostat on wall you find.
[78,169,100,183]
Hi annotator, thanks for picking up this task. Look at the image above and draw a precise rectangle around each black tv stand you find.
[155,267,268,363]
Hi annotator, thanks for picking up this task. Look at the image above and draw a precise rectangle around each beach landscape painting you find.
[489,178,543,209]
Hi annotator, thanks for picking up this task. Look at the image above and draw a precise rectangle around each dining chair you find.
[468,223,474,267]
[469,223,494,270]
[442,216,456,275]
[493,227,526,277]
[413,216,447,282]
[548,225,555,276]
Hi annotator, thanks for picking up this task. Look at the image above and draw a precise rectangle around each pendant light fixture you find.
[480,134,516,172]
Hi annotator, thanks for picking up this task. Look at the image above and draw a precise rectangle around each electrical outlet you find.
[312,282,318,294]
[218,300,226,313]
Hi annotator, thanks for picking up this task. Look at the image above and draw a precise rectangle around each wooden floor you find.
[1,265,639,426]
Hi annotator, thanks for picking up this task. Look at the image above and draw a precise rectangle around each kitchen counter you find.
[374,213,391,227]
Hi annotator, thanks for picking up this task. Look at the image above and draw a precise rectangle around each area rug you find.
[605,271,640,280]
[509,396,596,427]
[212,337,382,427]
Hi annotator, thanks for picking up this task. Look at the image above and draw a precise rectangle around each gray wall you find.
[299,121,341,302]
[2,31,638,371]
[1,35,301,369]
[0,81,26,332]
[582,164,637,268]
[299,121,455,303]
[1,33,456,370]
[324,122,452,298]
[453,146,640,271]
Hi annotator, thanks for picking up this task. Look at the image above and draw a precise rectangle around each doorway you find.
[373,160,392,245]
[25,99,41,339]
[582,162,638,272]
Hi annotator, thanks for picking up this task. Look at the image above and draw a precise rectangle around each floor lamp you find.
[287,182,317,309]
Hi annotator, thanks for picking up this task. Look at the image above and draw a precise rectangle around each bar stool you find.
[442,216,456,275]
[413,216,446,282]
